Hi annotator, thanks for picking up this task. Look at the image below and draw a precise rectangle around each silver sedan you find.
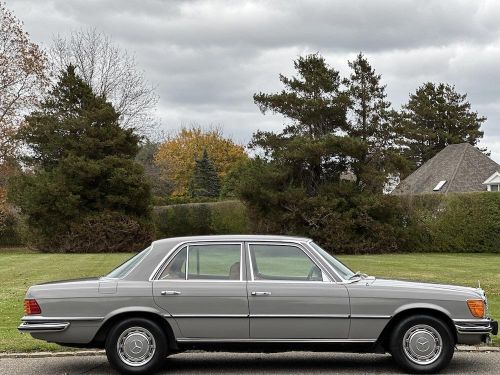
[19,235,498,374]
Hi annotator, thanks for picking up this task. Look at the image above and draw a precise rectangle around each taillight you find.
[24,299,41,315]
[467,299,485,318]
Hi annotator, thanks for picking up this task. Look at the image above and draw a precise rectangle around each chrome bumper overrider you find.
[453,318,498,335]
[18,322,70,333]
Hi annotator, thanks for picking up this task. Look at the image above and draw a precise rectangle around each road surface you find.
[0,351,499,374]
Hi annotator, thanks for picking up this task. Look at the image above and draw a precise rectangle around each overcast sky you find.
[7,0,500,161]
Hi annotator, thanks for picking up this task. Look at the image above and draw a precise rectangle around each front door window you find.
[249,244,324,281]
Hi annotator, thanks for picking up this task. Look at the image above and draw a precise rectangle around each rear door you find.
[246,242,350,339]
[152,242,249,339]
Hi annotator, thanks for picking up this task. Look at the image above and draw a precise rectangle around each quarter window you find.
[159,247,187,280]
[249,244,324,281]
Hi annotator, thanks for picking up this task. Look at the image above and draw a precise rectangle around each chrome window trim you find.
[151,241,244,282]
[246,241,332,283]
[305,240,348,282]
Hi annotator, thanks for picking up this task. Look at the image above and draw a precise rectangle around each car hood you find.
[368,278,484,299]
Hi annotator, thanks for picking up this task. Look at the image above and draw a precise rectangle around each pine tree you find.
[398,82,486,168]
[347,53,407,191]
[188,149,220,197]
[9,65,151,250]
[252,54,353,195]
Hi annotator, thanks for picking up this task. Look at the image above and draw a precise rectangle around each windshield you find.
[106,246,151,279]
[309,242,355,280]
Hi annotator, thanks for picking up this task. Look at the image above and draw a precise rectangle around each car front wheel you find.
[105,317,168,375]
[389,315,455,374]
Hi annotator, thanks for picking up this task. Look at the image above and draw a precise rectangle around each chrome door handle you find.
[160,290,181,296]
[251,291,271,296]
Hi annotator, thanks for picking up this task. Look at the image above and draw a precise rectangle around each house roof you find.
[392,143,500,195]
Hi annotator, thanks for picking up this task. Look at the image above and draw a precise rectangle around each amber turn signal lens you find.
[24,299,41,315]
[467,299,485,318]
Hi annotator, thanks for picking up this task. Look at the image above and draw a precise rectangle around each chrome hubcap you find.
[403,324,442,365]
[117,326,156,367]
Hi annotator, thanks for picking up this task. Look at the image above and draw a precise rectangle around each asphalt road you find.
[0,351,499,374]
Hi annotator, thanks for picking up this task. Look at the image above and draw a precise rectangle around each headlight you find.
[467,299,486,318]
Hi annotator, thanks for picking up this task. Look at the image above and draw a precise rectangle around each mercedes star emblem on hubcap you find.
[130,339,143,354]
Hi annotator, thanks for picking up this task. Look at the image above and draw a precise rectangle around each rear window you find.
[106,246,151,278]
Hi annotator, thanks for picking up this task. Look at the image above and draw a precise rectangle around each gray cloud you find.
[7,0,500,160]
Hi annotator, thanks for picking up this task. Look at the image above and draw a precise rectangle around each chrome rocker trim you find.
[18,322,70,333]
[176,338,376,343]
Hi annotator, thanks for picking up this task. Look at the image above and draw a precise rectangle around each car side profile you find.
[19,235,498,374]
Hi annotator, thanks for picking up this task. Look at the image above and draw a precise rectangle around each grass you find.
[0,249,498,352]
[0,249,131,352]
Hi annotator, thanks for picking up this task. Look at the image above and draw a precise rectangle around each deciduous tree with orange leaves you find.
[155,126,247,196]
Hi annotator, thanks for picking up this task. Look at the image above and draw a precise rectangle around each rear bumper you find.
[18,321,70,333]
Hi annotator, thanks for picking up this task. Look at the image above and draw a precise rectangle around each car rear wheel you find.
[389,315,454,374]
[105,317,168,375]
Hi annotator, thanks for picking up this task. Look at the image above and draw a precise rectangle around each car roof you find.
[152,234,311,246]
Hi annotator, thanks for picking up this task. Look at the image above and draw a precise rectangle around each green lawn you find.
[0,249,498,352]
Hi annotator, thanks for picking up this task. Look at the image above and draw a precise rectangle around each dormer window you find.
[433,180,447,191]
[483,171,500,192]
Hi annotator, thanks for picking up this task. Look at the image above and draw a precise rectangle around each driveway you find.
[1,351,499,374]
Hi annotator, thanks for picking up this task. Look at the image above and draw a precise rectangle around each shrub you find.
[0,189,22,246]
[0,211,22,246]
[30,211,154,253]
[154,200,249,238]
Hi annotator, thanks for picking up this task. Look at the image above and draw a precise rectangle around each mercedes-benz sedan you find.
[19,235,498,374]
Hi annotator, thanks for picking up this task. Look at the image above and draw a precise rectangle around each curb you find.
[456,345,500,352]
[1,346,499,359]
[0,350,105,359]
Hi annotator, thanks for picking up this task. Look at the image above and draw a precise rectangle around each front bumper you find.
[453,318,498,335]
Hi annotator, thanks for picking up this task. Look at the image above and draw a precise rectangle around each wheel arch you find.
[91,308,178,350]
[375,306,457,351]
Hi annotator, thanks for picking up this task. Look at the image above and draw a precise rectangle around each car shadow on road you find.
[159,352,478,374]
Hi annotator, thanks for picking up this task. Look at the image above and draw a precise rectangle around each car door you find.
[246,242,350,340]
[152,242,249,339]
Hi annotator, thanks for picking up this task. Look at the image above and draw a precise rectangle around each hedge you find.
[3,193,500,253]
[153,200,249,238]
[402,192,500,253]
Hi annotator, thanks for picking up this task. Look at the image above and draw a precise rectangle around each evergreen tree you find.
[398,82,486,168]
[188,149,220,197]
[9,65,151,250]
[235,54,409,254]
[252,54,354,195]
[347,53,407,191]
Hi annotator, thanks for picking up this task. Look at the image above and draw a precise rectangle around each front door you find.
[153,242,249,339]
[246,242,350,339]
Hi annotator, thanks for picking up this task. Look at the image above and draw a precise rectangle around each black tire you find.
[105,317,168,375]
[389,315,455,374]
